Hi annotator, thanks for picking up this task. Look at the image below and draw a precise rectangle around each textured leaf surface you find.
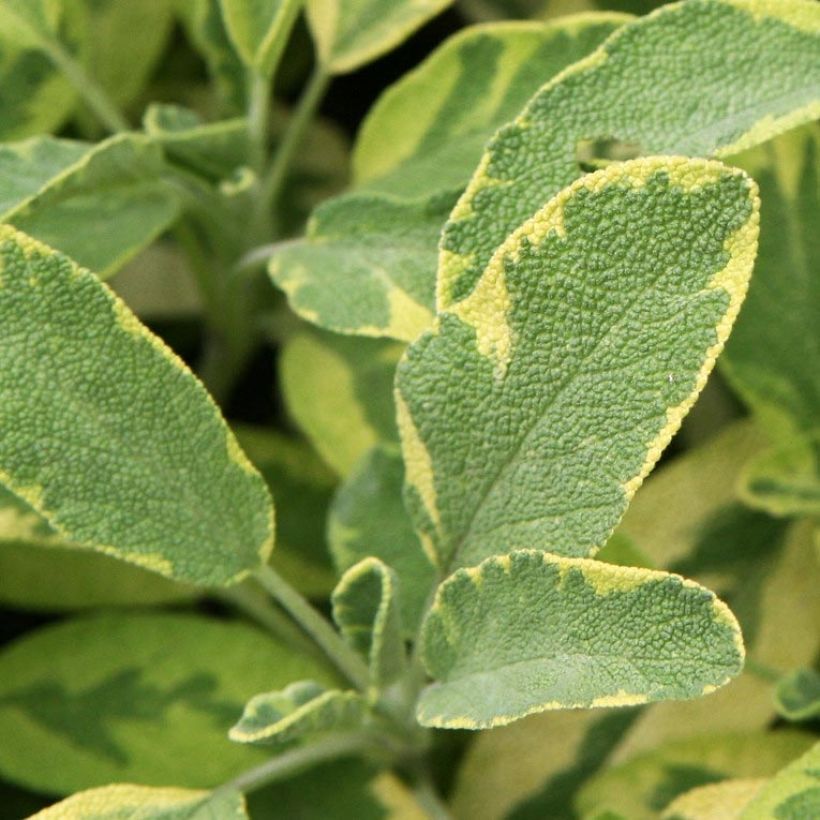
[775,669,820,722]
[230,681,365,745]
[219,0,299,74]
[1,135,180,279]
[740,741,820,819]
[0,227,273,586]
[306,0,455,74]
[576,730,816,820]
[0,613,334,795]
[418,550,743,729]
[0,485,195,610]
[439,0,820,307]
[270,191,454,341]
[332,558,406,691]
[722,125,820,440]
[281,329,401,475]
[397,158,758,571]
[235,426,337,597]
[661,779,766,820]
[353,14,628,199]
[329,445,435,634]
[31,785,247,820]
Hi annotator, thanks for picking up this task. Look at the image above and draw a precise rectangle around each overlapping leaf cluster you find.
[0,0,816,817]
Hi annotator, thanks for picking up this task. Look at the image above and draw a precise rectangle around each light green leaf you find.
[219,0,302,75]
[306,0,455,74]
[353,14,629,199]
[739,434,820,518]
[722,125,820,440]
[740,741,820,819]
[0,134,181,279]
[229,681,365,745]
[451,708,639,820]
[234,426,337,596]
[0,227,273,586]
[0,0,64,48]
[418,550,743,729]
[332,558,407,692]
[329,444,436,634]
[0,483,196,610]
[176,0,246,111]
[576,730,816,820]
[143,104,250,182]
[280,329,401,475]
[775,669,820,722]
[0,612,335,795]
[29,785,247,820]
[269,190,454,341]
[661,779,767,820]
[397,158,758,571]
[439,0,820,307]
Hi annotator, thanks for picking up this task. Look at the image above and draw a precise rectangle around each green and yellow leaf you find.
[269,191,454,341]
[774,669,820,723]
[219,0,301,75]
[576,730,816,820]
[397,158,758,571]
[740,741,820,818]
[280,329,401,475]
[0,135,181,279]
[661,779,766,820]
[332,558,407,692]
[0,226,273,586]
[29,785,247,820]
[0,612,335,795]
[328,444,436,634]
[229,680,365,745]
[306,0,455,74]
[439,0,820,308]
[353,14,629,199]
[418,550,743,729]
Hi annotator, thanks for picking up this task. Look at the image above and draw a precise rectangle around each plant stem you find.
[215,732,376,797]
[257,65,330,229]
[255,565,370,691]
[47,39,129,133]
[248,70,272,178]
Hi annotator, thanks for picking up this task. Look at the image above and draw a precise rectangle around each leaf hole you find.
[576,136,644,172]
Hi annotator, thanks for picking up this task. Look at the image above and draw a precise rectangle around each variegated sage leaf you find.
[397,158,758,571]
[418,550,744,728]
[0,227,273,586]
[439,0,820,308]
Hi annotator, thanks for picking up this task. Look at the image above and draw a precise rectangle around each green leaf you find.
[353,13,629,199]
[0,612,335,795]
[661,779,767,820]
[418,550,743,729]
[451,708,639,820]
[229,681,365,746]
[30,785,248,820]
[774,669,820,722]
[219,0,302,75]
[739,434,820,518]
[576,730,816,820]
[439,0,820,307]
[740,741,820,819]
[269,190,455,341]
[0,135,181,279]
[176,0,246,111]
[397,158,758,572]
[280,329,401,475]
[722,125,820,440]
[332,558,407,692]
[235,425,338,597]
[0,227,273,586]
[329,444,436,634]
[143,104,251,182]
[306,0,455,74]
